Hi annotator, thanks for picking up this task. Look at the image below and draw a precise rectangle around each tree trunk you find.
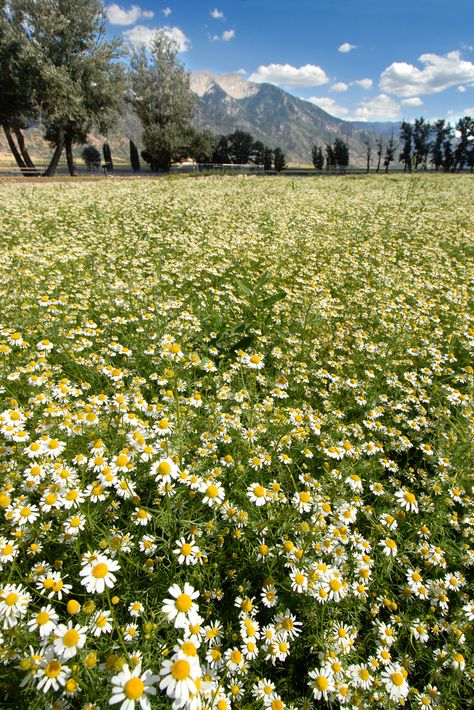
[2,124,29,174]
[43,128,64,176]
[13,127,39,174]
[65,135,76,176]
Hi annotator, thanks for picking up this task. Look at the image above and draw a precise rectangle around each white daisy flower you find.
[79,552,120,594]
[110,663,159,709]
[27,605,59,638]
[159,654,201,705]
[161,583,200,629]
[35,652,71,693]
[53,622,88,659]
[381,664,409,702]
[90,609,113,636]
[0,584,31,628]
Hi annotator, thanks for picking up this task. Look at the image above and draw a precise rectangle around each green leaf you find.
[258,291,287,309]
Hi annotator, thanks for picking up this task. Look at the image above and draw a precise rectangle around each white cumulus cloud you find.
[338,42,356,53]
[331,81,349,92]
[162,7,172,16]
[107,3,154,25]
[351,94,401,121]
[380,50,474,97]
[306,96,349,116]
[210,29,235,42]
[211,8,224,19]
[355,78,373,89]
[401,97,423,106]
[249,63,329,88]
[123,24,190,51]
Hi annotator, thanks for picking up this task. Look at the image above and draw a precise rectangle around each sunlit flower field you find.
[0,174,473,710]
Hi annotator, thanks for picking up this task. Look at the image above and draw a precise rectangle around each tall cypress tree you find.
[103,142,113,170]
[129,140,140,171]
[399,121,412,173]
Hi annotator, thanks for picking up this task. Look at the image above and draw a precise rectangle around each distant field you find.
[0,175,473,708]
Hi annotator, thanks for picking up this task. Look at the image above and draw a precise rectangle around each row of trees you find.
[311,138,350,171]
[362,117,474,174]
[398,117,474,172]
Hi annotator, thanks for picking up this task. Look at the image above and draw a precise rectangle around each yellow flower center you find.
[20,507,32,517]
[391,672,404,687]
[300,491,311,503]
[171,659,190,680]
[116,454,128,467]
[92,562,109,579]
[180,543,192,556]
[359,669,370,681]
[386,539,397,549]
[124,677,145,699]
[63,629,79,647]
[45,660,62,678]
[158,461,172,475]
[4,592,19,606]
[330,579,341,592]
[404,492,416,504]
[96,614,108,628]
[254,485,265,498]
[230,649,242,664]
[250,355,261,364]
[295,573,305,585]
[176,593,192,612]
[206,484,218,498]
[158,419,169,429]
[317,675,329,690]
[181,641,197,656]
[36,611,50,625]
[2,544,13,556]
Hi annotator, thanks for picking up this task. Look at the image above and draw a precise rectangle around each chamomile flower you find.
[395,488,419,513]
[173,536,201,566]
[90,609,113,636]
[247,483,268,506]
[379,537,398,557]
[53,622,88,659]
[161,584,200,629]
[159,654,201,705]
[79,552,120,594]
[0,584,31,628]
[110,664,159,709]
[201,481,225,507]
[309,665,335,701]
[27,605,59,637]
[381,664,409,702]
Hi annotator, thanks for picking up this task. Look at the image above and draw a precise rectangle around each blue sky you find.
[106,0,474,122]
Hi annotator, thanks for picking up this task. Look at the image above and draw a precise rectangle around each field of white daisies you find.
[0,174,473,710]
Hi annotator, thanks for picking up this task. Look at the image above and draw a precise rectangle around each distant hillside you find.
[190,71,399,166]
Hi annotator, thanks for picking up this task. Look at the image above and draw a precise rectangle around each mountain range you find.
[190,71,401,166]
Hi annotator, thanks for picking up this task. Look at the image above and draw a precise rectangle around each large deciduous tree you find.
[1,0,124,176]
[130,31,199,172]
